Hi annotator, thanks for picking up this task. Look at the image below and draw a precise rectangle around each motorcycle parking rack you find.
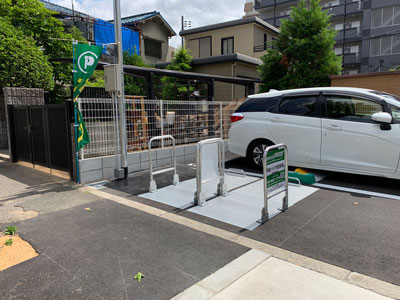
[194,138,227,206]
[148,135,179,192]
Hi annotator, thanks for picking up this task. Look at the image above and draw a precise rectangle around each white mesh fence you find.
[78,98,243,159]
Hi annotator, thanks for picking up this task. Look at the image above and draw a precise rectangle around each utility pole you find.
[181,16,184,47]
[181,16,191,47]
[113,0,128,179]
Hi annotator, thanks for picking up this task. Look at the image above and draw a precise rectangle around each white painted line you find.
[313,183,400,201]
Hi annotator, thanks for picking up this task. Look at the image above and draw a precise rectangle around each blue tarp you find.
[94,19,140,55]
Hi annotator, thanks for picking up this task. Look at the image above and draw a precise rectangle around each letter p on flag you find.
[84,55,95,69]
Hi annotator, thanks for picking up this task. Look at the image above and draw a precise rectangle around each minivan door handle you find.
[326,125,342,131]
[271,116,282,123]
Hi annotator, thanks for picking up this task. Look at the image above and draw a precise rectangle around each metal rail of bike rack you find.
[259,144,289,224]
[148,135,179,193]
[194,138,227,206]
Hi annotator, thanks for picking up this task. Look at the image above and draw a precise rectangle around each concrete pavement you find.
[174,250,391,300]
[1,155,400,299]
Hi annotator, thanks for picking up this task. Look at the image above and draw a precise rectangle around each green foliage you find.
[0,0,86,102]
[5,238,13,246]
[134,272,144,282]
[0,19,53,90]
[161,47,193,100]
[123,50,149,96]
[4,225,17,236]
[86,70,105,88]
[86,50,150,96]
[258,0,341,92]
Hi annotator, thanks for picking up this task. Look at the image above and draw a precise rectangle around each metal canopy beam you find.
[51,58,260,87]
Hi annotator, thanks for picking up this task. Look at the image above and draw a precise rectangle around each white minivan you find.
[228,87,400,179]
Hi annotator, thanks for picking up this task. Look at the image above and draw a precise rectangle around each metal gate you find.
[8,102,73,175]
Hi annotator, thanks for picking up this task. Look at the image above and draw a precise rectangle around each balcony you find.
[344,27,361,39]
[275,15,291,26]
[325,4,345,16]
[346,1,361,14]
[254,0,274,8]
[254,0,297,9]
[254,44,273,52]
[334,27,361,41]
[342,52,361,65]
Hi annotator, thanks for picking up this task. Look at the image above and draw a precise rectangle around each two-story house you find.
[180,16,279,101]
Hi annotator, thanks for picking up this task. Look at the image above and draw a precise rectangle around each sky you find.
[50,0,247,47]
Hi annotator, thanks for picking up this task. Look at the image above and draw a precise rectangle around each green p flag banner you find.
[73,43,103,150]
[73,43,103,101]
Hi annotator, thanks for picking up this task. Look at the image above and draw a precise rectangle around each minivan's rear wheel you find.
[247,140,273,169]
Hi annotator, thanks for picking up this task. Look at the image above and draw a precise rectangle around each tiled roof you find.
[120,11,160,24]
[40,0,92,17]
[118,11,176,36]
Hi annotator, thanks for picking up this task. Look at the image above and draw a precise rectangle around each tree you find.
[0,19,53,89]
[86,50,150,96]
[123,50,149,96]
[0,0,85,101]
[258,0,341,92]
[161,46,193,100]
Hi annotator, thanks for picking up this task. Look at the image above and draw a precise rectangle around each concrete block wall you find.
[79,143,198,184]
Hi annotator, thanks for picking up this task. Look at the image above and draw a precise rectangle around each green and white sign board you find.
[265,148,286,195]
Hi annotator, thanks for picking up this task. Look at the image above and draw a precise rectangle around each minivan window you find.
[326,95,383,123]
[391,106,400,123]
[278,96,318,116]
[235,97,279,113]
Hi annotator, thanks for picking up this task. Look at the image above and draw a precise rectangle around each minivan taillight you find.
[231,113,244,123]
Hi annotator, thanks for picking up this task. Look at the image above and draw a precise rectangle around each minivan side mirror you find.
[371,112,392,124]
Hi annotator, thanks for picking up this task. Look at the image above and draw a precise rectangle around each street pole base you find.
[114,167,128,180]
[149,180,157,193]
[194,191,207,207]
[172,174,180,186]
[257,214,269,224]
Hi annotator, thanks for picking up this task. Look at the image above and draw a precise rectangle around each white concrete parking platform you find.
[140,174,318,230]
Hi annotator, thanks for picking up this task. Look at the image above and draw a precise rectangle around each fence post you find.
[220,102,223,139]
[160,100,164,148]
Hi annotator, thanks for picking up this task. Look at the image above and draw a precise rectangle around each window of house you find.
[334,47,342,55]
[264,34,267,50]
[326,95,382,123]
[395,5,400,24]
[383,6,394,27]
[144,38,162,58]
[278,96,318,117]
[199,36,211,58]
[221,37,234,55]
[370,38,381,56]
[370,34,400,56]
[393,34,400,54]
[381,36,392,55]
[372,5,400,28]
[372,8,382,28]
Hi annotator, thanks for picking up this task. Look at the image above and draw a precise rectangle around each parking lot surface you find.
[106,158,400,287]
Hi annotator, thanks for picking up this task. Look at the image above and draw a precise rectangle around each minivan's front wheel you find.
[247,140,273,169]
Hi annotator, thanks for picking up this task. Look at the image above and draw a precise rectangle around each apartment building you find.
[244,0,400,74]
[179,17,279,100]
